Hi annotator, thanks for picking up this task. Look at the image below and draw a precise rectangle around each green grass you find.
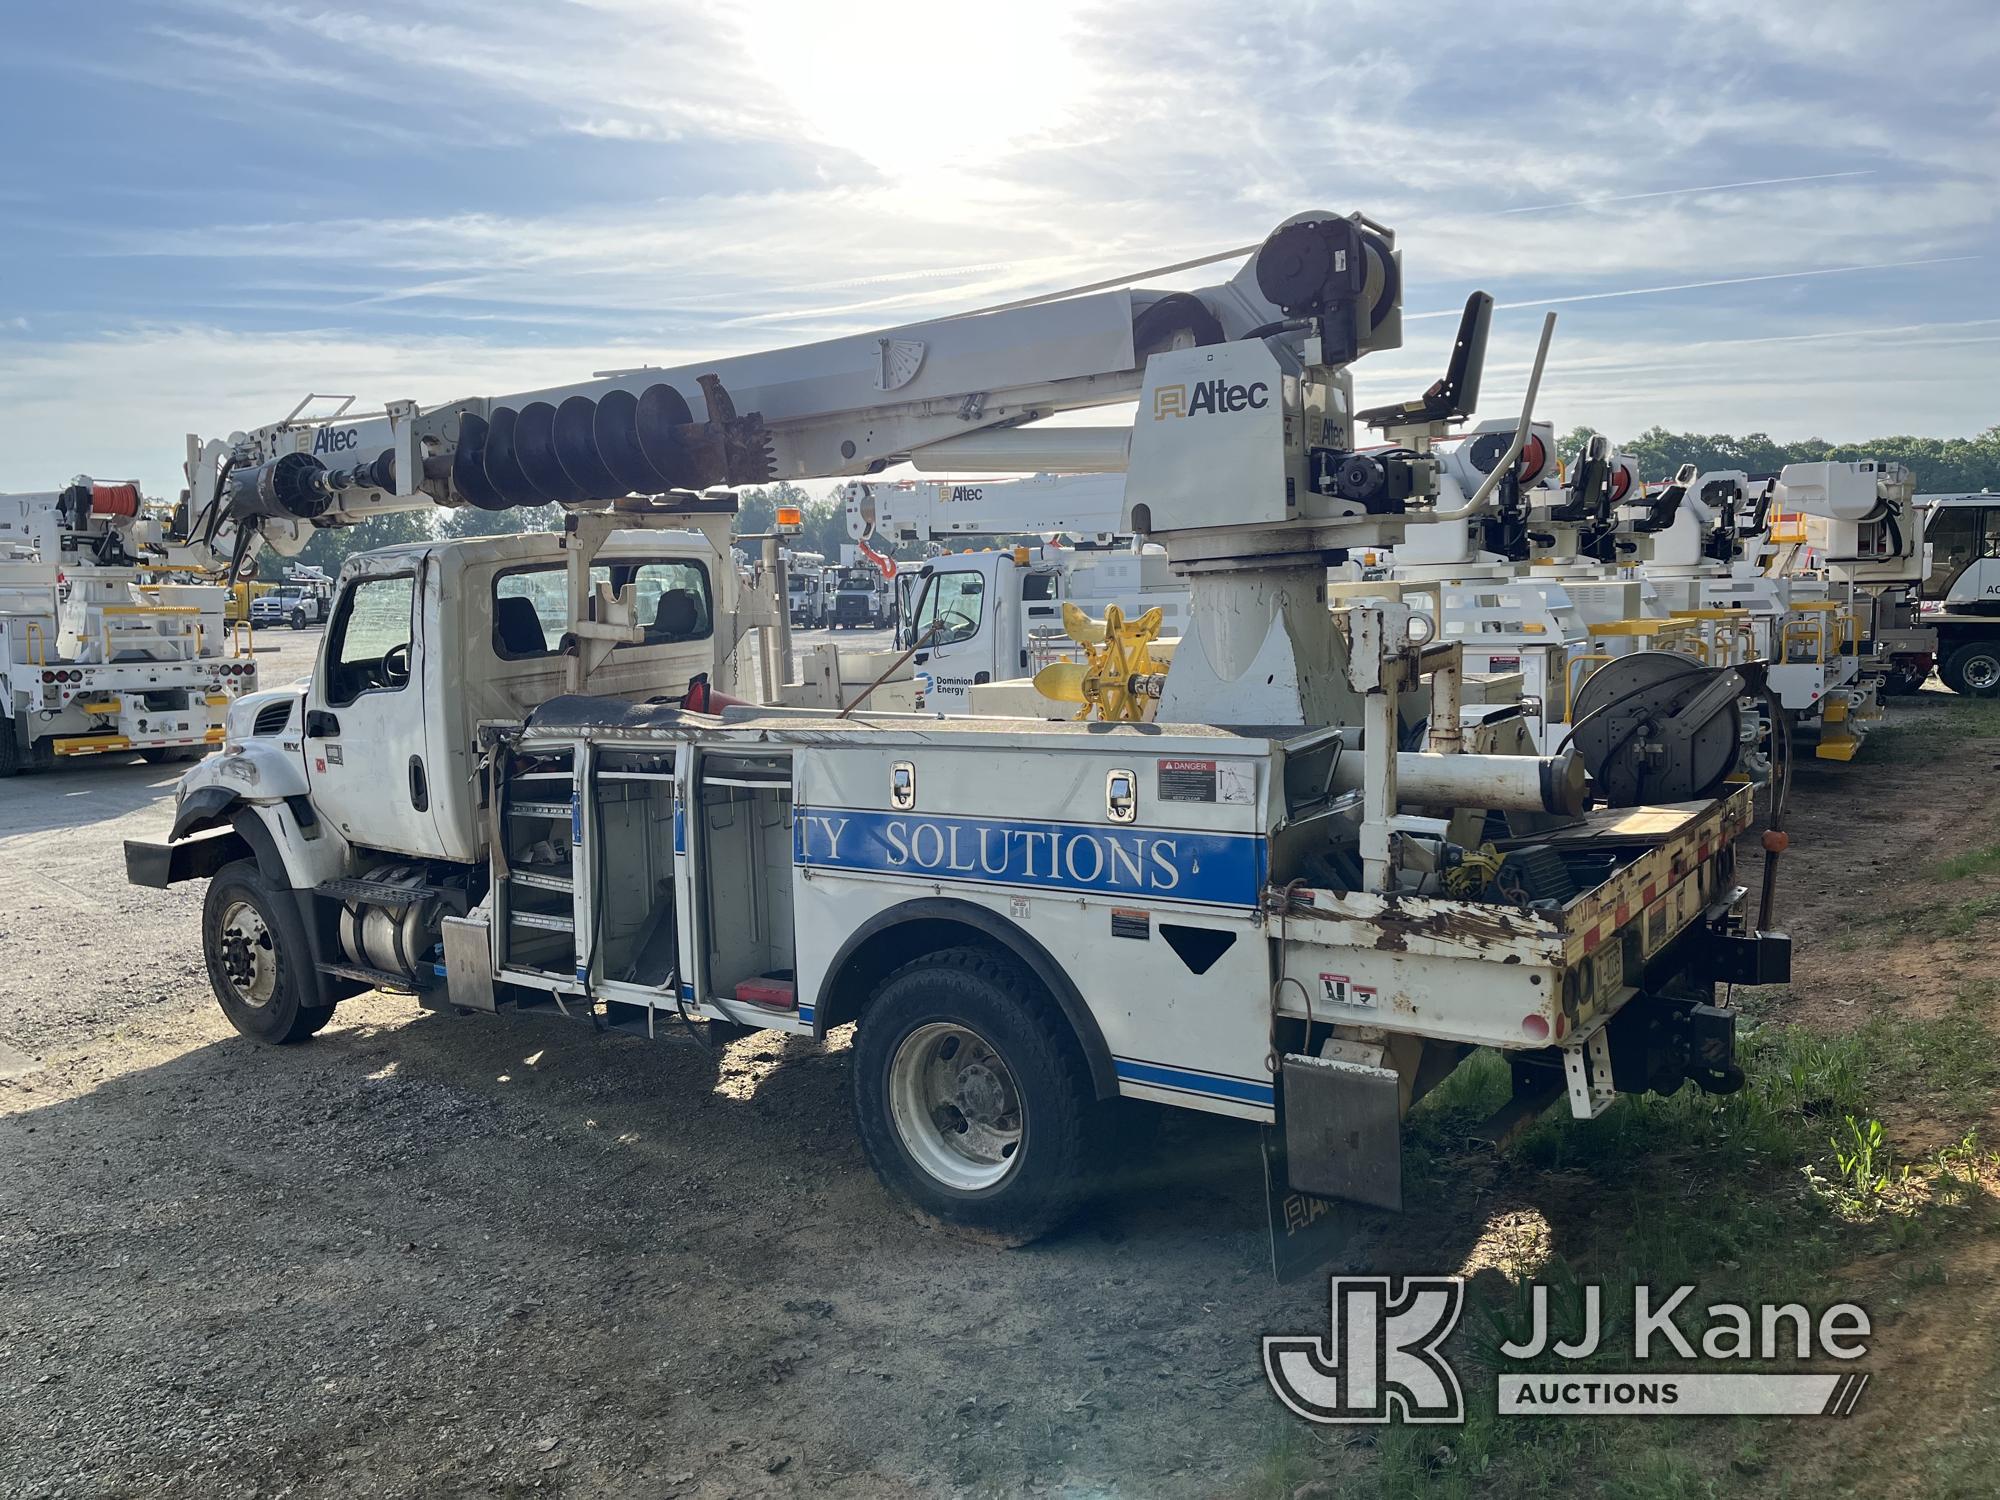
[1932,842,2000,882]
[1864,695,2000,764]
[1852,984,2000,1115]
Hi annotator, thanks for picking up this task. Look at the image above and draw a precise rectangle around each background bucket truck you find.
[0,478,258,774]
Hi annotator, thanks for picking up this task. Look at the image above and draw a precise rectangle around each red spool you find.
[91,483,141,518]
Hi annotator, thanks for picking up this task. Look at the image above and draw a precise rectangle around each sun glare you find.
[743,1,1091,177]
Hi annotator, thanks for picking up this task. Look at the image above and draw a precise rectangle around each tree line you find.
[1564,424,2000,493]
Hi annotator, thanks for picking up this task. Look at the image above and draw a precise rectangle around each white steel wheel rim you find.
[217,900,278,1007]
[1967,653,2000,691]
[888,1021,1025,1192]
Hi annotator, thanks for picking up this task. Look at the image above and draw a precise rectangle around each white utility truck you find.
[1917,492,2000,695]
[826,550,894,630]
[127,213,1785,1271]
[1,479,258,773]
[784,550,829,628]
[845,474,1190,712]
[250,567,332,629]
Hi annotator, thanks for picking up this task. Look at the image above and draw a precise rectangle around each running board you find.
[316,877,438,908]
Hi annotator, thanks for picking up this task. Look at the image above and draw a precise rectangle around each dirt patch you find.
[1739,691,2000,1034]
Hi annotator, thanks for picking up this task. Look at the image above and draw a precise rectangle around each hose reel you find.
[1567,652,1764,807]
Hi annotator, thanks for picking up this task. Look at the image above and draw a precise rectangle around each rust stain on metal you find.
[1370,895,1525,952]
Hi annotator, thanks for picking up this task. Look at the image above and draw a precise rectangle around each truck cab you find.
[904,547,1189,713]
[828,564,891,629]
[133,516,754,879]
[1919,494,2000,696]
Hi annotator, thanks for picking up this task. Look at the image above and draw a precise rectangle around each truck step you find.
[317,960,426,995]
[509,866,574,893]
[508,909,575,933]
[316,876,439,908]
[508,801,572,819]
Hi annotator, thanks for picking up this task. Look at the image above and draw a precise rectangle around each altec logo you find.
[1152,378,1270,420]
[311,426,360,456]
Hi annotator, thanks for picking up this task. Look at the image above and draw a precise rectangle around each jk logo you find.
[1264,1276,1466,1424]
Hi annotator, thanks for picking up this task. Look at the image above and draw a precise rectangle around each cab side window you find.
[626,560,713,644]
[494,569,565,660]
[324,574,415,706]
[918,570,986,644]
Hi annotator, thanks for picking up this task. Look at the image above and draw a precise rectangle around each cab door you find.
[303,562,444,856]
[908,562,994,712]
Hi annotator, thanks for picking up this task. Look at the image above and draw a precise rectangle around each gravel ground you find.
[0,623,1323,1499]
[0,647,1965,1498]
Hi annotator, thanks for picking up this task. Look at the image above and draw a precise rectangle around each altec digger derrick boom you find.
[181,237,1371,575]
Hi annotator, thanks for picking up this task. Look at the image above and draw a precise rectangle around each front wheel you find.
[1941,641,2000,698]
[852,946,1093,1243]
[202,859,335,1043]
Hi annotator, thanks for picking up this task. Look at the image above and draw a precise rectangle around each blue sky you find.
[1,0,1995,498]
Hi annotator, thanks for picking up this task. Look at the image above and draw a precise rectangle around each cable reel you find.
[1567,651,1765,806]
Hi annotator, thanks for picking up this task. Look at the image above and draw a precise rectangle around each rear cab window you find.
[493,558,714,660]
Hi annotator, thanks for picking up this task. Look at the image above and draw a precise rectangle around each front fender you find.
[178,736,311,805]
[170,785,241,842]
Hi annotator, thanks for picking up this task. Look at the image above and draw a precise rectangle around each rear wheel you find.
[290,608,307,630]
[0,715,17,778]
[202,859,335,1043]
[852,946,1093,1243]
[1941,640,2000,698]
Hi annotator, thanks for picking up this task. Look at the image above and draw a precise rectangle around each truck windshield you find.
[1925,504,2000,596]
[914,569,986,644]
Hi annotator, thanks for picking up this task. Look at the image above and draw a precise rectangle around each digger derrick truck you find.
[0,480,258,774]
[126,212,1787,1273]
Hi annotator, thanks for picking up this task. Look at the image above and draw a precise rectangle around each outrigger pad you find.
[1282,1052,1404,1212]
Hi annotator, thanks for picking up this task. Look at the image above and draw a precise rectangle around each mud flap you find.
[1282,1052,1404,1210]
[441,914,497,1013]
[1260,1127,1357,1284]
